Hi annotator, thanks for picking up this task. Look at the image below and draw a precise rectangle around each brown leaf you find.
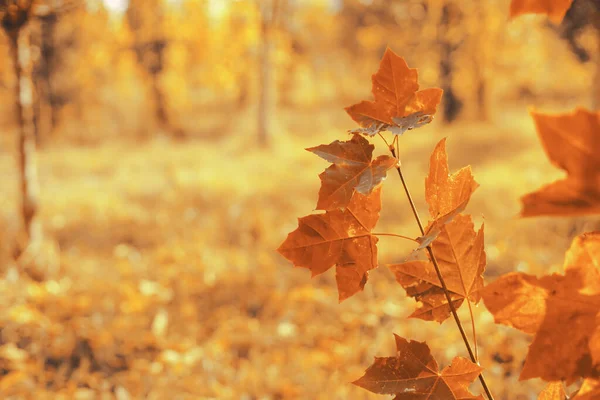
[510,0,573,23]
[482,232,600,383]
[353,334,483,399]
[419,138,479,246]
[521,108,600,217]
[345,48,443,136]
[307,134,397,210]
[538,382,566,400]
[390,111,434,135]
[277,188,382,301]
[389,215,486,322]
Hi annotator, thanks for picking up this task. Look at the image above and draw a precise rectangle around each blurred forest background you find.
[0,0,599,399]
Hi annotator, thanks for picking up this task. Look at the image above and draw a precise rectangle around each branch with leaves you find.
[278,38,600,399]
[279,48,493,399]
[278,0,600,397]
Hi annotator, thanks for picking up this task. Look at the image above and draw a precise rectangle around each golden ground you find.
[0,106,594,399]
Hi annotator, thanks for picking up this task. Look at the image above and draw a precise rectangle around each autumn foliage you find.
[278,48,496,397]
[353,335,483,399]
[279,15,600,395]
[520,108,600,217]
[483,232,600,383]
[345,48,443,136]
[509,0,573,23]
[3,0,600,398]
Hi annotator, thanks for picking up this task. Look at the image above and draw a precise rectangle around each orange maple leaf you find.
[538,382,566,400]
[389,215,486,322]
[277,188,382,302]
[353,334,483,399]
[521,108,600,217]
[307,134,397,211]
[482,232,600,383]
[345,48,443,136]
[418,138,479,248]
[510,0,573,23]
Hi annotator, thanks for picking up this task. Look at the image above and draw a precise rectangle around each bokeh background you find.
[0,0,599,399]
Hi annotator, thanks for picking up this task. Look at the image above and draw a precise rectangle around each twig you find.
[372,232,418,243]
[467,298,479,361]
[389,146,494,400]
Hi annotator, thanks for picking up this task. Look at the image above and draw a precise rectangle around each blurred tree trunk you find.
[594,14,600,109]
[229,10,250,111]
[237,75,249,110]
[35,12,58,142]
[471,1,488,120]
[560,0,600,108]
[277,0,298,108]
[126,0,183,139]
[438,1,463,123]
[2,3,42,251]
[148,40,169,128]
[257,0,280,148]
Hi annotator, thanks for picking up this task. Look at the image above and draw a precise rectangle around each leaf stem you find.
[372,232,418,243]
[377,132,391,149]
[467,299,479,362]
[389,148,494,400]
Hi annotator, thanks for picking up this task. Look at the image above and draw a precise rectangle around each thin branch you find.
[377,132,391,149]
[389,147,494,400]
[467,300,479,362]
[372,232,418,243]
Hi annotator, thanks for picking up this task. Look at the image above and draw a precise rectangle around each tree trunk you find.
[472,1,488,120]
[151,71,169,128]
[277,0,296,108]
[257,0,280,147]
[438,2,463,123]
[126,1,183,139]
[257,11,271,147]
[237,76,249,110]
[38,13,58,139]
[8,25,41,248]
[593,14,600,110]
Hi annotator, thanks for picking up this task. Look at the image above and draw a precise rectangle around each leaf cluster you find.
[279,48,487,398]
[279,2,600,398]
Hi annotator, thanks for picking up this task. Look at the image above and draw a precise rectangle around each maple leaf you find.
[307,134,397,211]
[418,138,479,247]
[521,108,600,217]
[510,0,573,23]
[389,215,486,322]
[482,232,600,383]
[277,188,382,302]
[538,382,566,400]
[390,112,434,136]
[345,48,443,136]
[353,334,483,399]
